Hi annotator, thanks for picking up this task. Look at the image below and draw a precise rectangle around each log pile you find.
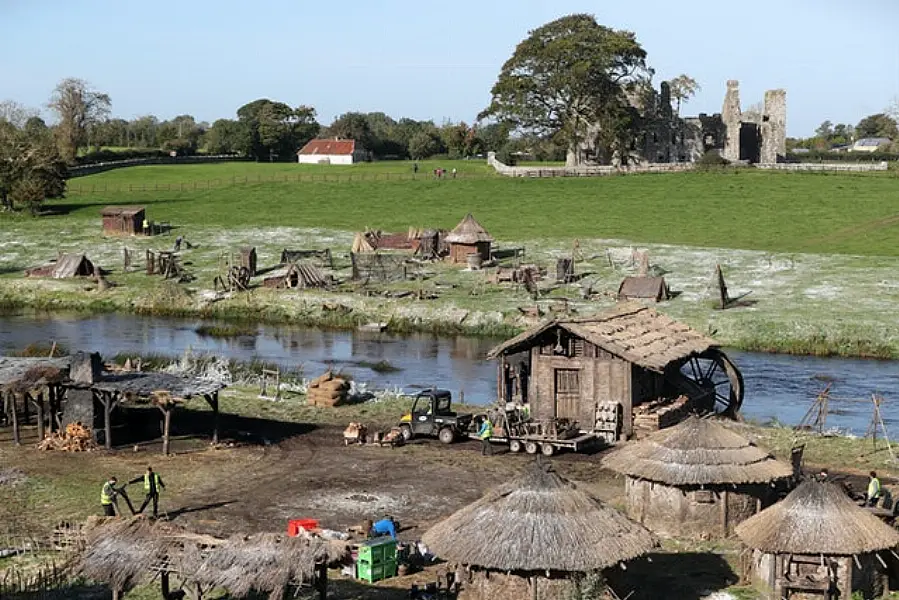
[37,422,97,452]
[307,371,350,407]
[343,422,367,445]
[633,395,692,437]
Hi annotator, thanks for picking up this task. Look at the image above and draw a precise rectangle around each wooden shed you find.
[486,303,744,440]
[421,463,657,600]
[262,263,327,289]
[736,481,899,599]
[101,206,146,236]
[602,416,793,539]
[445,213,493,264]
[618,276,669,302]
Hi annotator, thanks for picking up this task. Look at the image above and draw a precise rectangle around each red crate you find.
[287,519,319,537]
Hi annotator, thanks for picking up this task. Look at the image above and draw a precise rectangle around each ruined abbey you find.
[575,80,787,166]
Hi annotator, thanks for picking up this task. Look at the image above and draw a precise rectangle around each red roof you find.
[298,139,356,156]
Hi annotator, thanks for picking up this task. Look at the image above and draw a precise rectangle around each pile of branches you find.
[37,422,96,452]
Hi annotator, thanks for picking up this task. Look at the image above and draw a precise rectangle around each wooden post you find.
[10,392,20,446]
[112,589,121,600]
[101,393,118,450]
[32,392,45,442]
[161,571,170,599]
[22,392,30,424]
[841,556,853,600]
[158,402,172,456]
[316,562,328,600]
[210,392,219,445]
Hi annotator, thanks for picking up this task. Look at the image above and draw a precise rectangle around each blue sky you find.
[2,0,897,137]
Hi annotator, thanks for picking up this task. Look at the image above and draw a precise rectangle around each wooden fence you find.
[65,170,488,194]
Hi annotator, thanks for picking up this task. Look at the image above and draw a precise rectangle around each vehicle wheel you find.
[541,443,555,457]
[525,441,538,455]
[509,440,522,453]
[399,425,413,442]
[438,428,455,444]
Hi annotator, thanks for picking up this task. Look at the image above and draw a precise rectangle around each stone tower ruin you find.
[761,89,787,164]
[721,81,787,164]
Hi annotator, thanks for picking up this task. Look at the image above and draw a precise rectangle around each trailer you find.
[469,407,599,456]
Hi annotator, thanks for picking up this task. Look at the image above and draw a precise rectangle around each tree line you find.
[789,110,899,153]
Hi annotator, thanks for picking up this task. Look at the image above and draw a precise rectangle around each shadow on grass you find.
[44,197,192,216]
[606,552,739,600]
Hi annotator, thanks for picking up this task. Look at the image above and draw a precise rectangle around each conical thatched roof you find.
[601,416,792,486]
[445,213,493,244]
[736,481,899,555]
[421,464,657,572]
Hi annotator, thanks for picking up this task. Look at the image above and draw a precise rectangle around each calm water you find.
[1,312,898,435]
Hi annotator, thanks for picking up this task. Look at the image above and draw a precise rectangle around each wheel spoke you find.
[689,359,700,381]
[704,360,719,380]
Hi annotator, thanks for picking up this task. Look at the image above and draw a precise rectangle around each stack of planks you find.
[307,371,350,407]
[37,422,96,452]
[632,395,692,437]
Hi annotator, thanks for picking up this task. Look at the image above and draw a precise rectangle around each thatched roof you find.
[601,416,792,486]
[445,213,493,244]
[89,371,226,399]
[736,481,899,555]
[487,303,717,372]
[78,517,338,598]
[421,464,656,572]
[0,357,70,390]
[351,232,375,253]
[618,276,669,302]
[25,254,95,279]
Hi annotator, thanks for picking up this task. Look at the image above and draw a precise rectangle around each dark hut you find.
[78,517,335,600]
[445,213,493,264]
[262,263,327,289]
[601,416,793,539]
[101,206,146,236]
[487,303,745,441]
[618,276,669,302]
[25,253,96,279]
[736,481,899,600]
[421,464,657,600]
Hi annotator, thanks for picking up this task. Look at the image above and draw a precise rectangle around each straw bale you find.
[602,416,792,485]
[735,481,899,555]
[422,463,656,572]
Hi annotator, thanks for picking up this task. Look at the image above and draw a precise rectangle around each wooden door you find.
[554,369,580,421]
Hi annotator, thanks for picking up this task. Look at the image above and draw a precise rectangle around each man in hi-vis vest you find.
[130,466,165,518]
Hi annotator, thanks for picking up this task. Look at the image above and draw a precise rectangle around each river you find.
[1,312,897,436]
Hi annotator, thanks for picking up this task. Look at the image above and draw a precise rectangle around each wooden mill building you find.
[486,303,744,440]
[602,416,793,539]
[421,463,657,599]
[736,481,899,599]
[445,213,493,264]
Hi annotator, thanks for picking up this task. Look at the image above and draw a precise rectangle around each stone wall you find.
[722,80,743,162]
[487,152,696,177]
[756,161,889,172]
[760,89,787,164]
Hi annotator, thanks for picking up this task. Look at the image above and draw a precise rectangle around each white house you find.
[297,139,370,165]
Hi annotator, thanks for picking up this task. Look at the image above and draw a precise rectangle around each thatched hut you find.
[78,517,335,600]
[618,276,670,302]
[25,253,96,278]
[602,416,793,539]
[736,481,899,600]
[421,464,657,599]
[445,213,493,264]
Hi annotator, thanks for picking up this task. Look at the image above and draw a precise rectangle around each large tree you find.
[0,120,67,214]
[237,99,319,161]
[47,78,111,162]
[0,100,38,128]
[479,14,649,166]
[667,74,700,115]
[856,113,898,140]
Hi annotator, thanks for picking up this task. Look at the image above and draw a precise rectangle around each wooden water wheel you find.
[677,349,744,417]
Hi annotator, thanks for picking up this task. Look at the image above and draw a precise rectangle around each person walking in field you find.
[867,471,882,507]
[100,476,119,516]
[131,466,165,518]
[477,416,494,456]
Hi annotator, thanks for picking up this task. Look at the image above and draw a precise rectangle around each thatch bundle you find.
[187,532,329,599]
[307,371,350,407]
[421,464,656,572]
[736,481,899,555]
[78,517,338,599]
[601,416,792,486]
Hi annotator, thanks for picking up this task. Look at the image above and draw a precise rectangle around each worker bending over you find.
[370,515,399,539]
[130,466,165,518]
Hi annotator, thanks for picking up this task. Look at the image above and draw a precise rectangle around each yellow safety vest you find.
[144,472,162,492]
[869,477,882,499]
[100,482,114,505]
[480,420,494,440]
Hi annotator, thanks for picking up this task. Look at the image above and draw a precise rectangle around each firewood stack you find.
[37,422,97,452]
[633,395,692,437]
[307,371,350,407]
[343,422,367,445]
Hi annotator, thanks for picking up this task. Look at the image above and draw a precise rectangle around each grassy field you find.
[3,161,899,357]
[48,161,899,256]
